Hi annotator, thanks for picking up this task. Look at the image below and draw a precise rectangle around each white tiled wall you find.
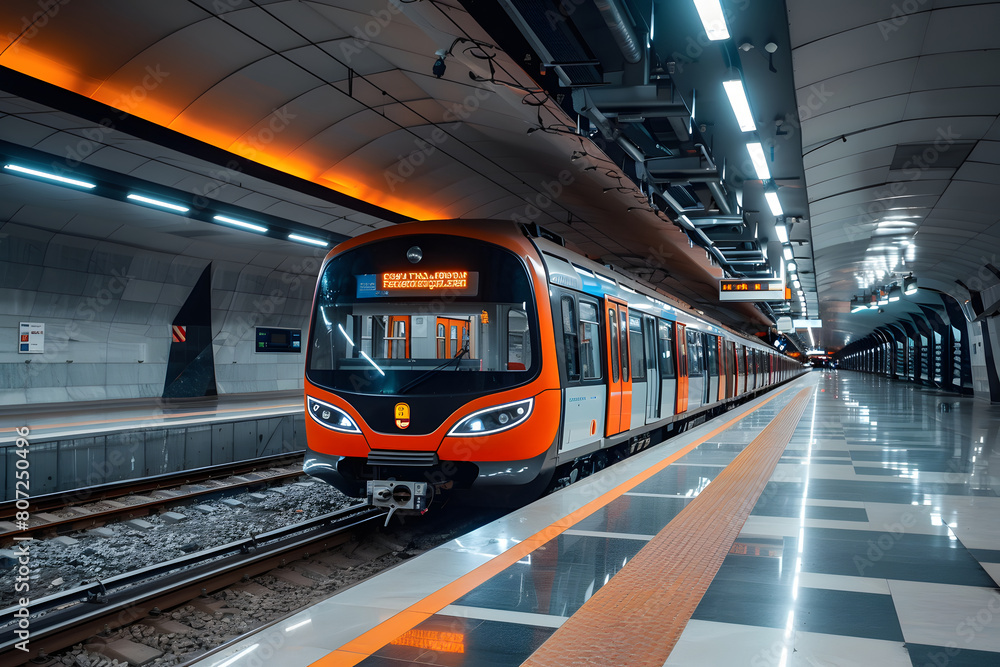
[0,223,319,405]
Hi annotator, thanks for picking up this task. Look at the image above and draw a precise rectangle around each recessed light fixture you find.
[746,142,770,180]
[723,79,755,132]
[693,0,730,40]
[765,191,783,216]
[214,215,268,233]
[126,193,190,213]
[4,163,96,189]
[288,233,328,247]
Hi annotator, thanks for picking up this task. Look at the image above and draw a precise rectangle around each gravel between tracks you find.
[0,479,353,609]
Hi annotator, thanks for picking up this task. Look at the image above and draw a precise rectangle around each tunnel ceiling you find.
[4,1,1000,349]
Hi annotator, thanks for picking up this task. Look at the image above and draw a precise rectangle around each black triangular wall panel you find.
[163,264,217,398]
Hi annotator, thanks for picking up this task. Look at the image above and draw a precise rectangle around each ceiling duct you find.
[592,0,642,64]
[575,85,688,118]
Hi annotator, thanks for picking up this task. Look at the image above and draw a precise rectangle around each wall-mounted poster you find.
[19,322,44,353]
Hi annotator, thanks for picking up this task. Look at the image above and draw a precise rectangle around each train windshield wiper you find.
[397,346,469,395]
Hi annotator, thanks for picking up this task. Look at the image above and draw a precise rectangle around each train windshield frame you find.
[306,234,541,396]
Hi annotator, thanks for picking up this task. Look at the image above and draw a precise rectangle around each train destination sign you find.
[718,279,786,302]
[355,271,480,297]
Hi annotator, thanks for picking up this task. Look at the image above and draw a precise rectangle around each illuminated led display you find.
[355,271,480,297]
[719,279,785,302]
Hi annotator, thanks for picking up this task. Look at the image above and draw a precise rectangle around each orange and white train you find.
[303,219,805,513]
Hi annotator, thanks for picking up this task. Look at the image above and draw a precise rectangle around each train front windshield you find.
[307,234,540,396]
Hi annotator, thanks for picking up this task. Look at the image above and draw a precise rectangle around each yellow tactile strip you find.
[309,384,800,667]
[522,387,813,667]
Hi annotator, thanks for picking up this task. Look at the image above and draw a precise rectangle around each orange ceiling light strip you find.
[309,384,798,667]
[1,53,441,222]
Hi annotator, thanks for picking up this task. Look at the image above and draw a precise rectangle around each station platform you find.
[0,391,304,500]
[0,390,303,443]
[191,372,1000,667]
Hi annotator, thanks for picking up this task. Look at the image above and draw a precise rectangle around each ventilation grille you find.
[367,450,439,467]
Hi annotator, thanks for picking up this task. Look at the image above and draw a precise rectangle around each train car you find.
[303,220,805,515]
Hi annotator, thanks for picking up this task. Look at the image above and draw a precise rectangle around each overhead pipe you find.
[707,181,732,215]
[593,0,642,64]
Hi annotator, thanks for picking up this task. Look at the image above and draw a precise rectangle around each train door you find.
[658,320,677,417]
[726,342,740,398]
[435,317,468,358]
[705,334,719,404]
[643,315,660,422]
[686,329,704,410]
[675,322,688,413]
[742,346,748,393]
[603,296,632,436]
[387,315,410,358]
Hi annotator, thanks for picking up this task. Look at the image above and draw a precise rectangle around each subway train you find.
[302,219,805,514]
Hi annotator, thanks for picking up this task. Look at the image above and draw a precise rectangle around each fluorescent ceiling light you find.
[783,246,793,260]
[746,142,770,180]
[4,163,96,189]
[693,0,730,40]
[765,191,783,216]
[774,221,788,244]
[288,233,328,247]
[787,261,797,272]
[793,279,801,289]
[214,215,268,233]
[127,193,190,213]
[722,79,755,132]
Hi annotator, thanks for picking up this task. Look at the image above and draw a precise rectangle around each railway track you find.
[0,504,386,666]
[0,452,306,545]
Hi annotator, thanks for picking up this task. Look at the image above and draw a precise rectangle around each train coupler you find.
[366,480,431,512]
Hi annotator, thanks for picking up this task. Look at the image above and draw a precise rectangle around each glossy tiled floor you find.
[668,372,1000,666]
[192,372,1000,667]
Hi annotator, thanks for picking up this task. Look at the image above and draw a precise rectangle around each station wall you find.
[0,222,320,405]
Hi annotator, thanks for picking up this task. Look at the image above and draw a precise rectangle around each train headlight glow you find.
[448,398,533,437]
[307,396,361,433]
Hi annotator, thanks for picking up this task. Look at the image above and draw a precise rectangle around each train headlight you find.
[307,396,361,433]
[448,398,533,437]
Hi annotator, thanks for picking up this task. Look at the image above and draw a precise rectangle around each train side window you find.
[706,335,718,376]
[561,296,581,381]
[658,320,676,379]
[687,330,703,376]
[629,315,645,380]
[579,300,601,380]
[608,307,619,383]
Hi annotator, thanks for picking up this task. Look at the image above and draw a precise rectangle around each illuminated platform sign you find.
[719,279,787,302]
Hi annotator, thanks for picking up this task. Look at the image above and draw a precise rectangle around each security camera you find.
[432,49,447,78]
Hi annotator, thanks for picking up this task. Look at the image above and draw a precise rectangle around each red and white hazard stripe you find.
[172,325,187,343]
